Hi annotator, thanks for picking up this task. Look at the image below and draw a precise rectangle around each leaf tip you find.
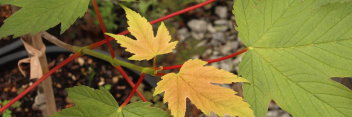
[234,76,250,83]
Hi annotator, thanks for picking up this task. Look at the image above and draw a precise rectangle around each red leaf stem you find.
[162,48,248,70]
[120,73,146,108]
[207,48,248,64]
[115,66,147,102]
[92,0,116,58]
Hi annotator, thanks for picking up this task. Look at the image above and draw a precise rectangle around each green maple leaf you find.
[0,0,90,38]
[234,0,352,117]
[51,86,169,117]
[318,0,352,5]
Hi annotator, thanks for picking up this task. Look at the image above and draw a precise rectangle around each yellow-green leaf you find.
[154,59,254,117]
[106,6,177,61]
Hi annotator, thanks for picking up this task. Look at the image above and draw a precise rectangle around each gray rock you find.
[280,113,291,117]
[187,19,208,32]
[220,61,233,71]
[214,19,228,25]
[221,41,239,55]
[269,102,280,109]
[212,32,226,41]
[210,62,220,68]
[196,40,207,48]
[203,49,213,57]
[267,110,279,117]
[215,6,228,18]
[214,25,229,32]
[207,24,216,33]
[213,51,220,56]
[177,28,190,41]
[191,32,205,40]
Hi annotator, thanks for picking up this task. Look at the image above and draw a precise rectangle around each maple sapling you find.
[106,6,254,117]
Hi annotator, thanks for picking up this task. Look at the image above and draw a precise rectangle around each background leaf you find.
[52,86,169,117]
[0,0,90,38]
[121,102,170,117]
[234,0,352,117]
[66,85,119,117]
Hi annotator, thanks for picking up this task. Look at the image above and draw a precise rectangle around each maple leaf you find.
[52,85,169,117]
[234,0,352,117]
[0,0,89,38]
[105,6,178,61]
[154,59,254,117]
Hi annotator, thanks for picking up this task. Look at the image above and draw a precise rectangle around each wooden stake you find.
[22,33,57,116]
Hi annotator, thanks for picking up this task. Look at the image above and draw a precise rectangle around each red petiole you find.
[120,73,146,109]
[161,48,248,71]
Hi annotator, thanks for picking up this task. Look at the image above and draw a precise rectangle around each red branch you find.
[120,73,146,108]
[92,0,115,58]
[162,48,248,70]
[0,0,217,113]
[92,0,146,100]
[115,66,147,101]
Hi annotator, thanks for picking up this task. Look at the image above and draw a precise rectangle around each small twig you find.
[153,56,157,69]
[41,32,155,75]
[41,32,74,52]
[161,48,249,70]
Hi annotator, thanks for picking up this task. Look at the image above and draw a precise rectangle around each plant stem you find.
[42,32,155,75]
[119,73,146,109]
[153,56,157,69]
[114,66,147,101]
[207,48,248,63]
[41,32,73,51]
[76,47,153,74]
[162,48,249,70]
[92,0,115,58]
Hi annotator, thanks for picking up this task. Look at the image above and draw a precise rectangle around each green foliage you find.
[0,100,21,117]
[318,0,352,6]
[120,101,170,117]
[99,84,112,90]
[234,0,352,117]
[86,65,96,86]
[52,85,169,117]
[130,84,167,110]
[0,0,90,38]
[0,0,13,5]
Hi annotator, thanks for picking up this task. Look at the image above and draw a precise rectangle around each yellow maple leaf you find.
[154,59,254,117]
[105,6,178,61]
